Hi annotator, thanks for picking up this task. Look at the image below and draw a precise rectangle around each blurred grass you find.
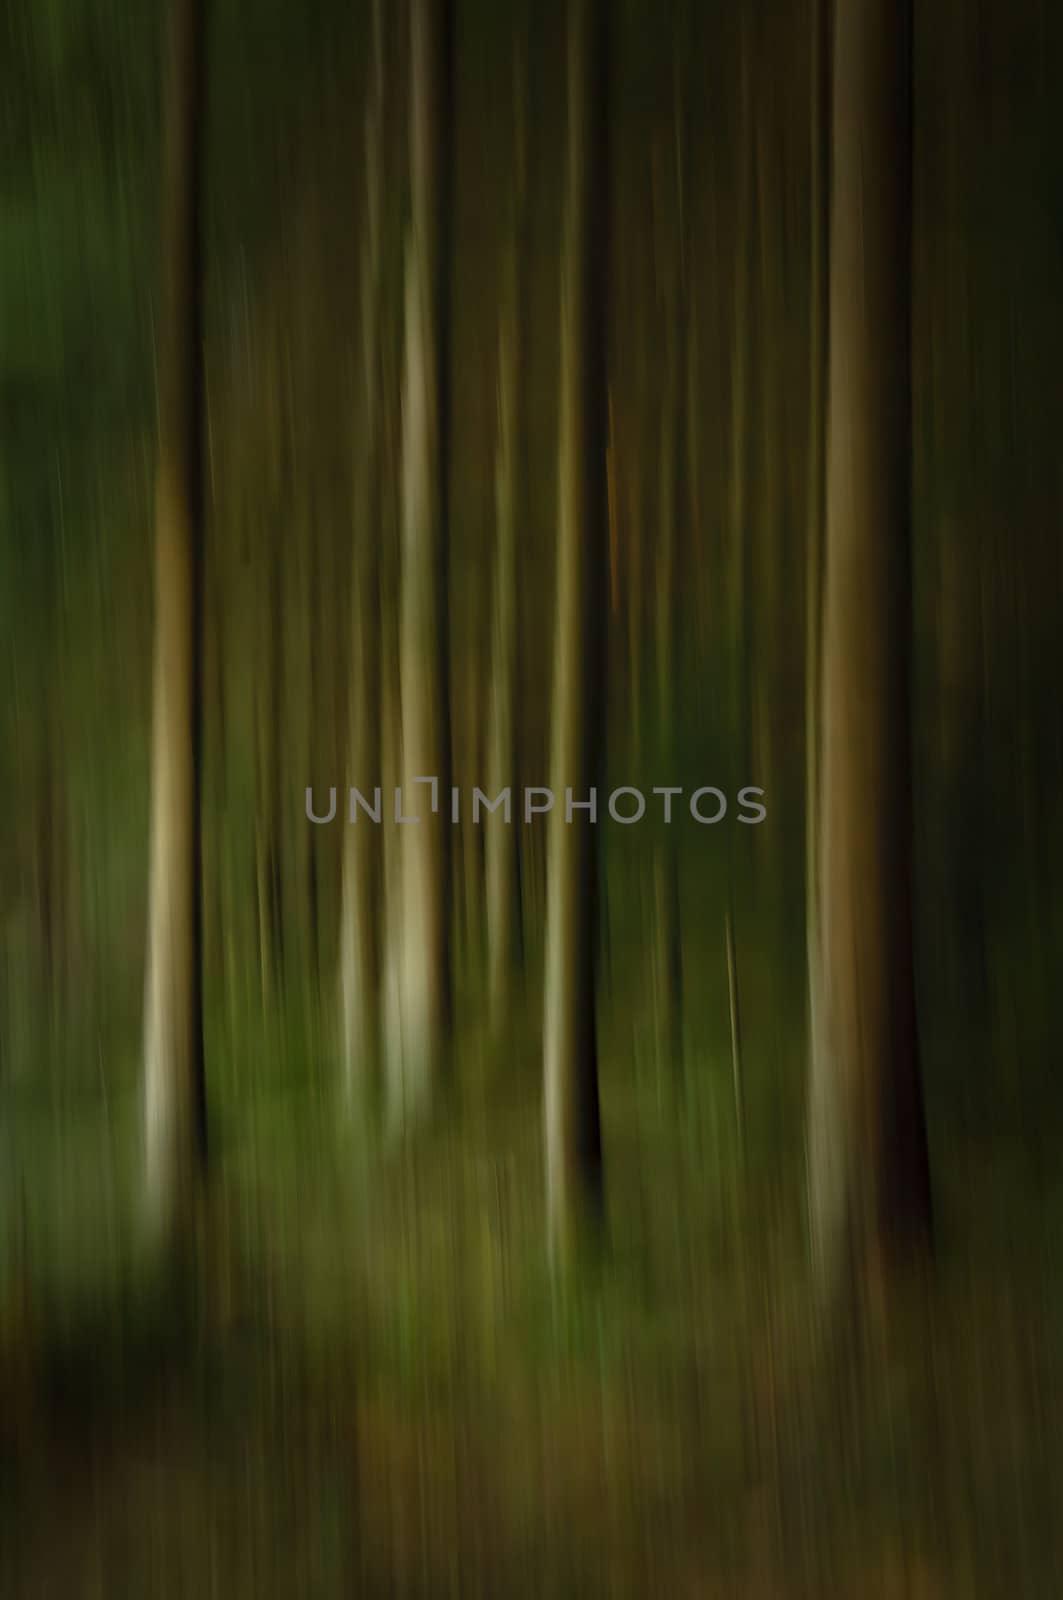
[4,896,1063,1595]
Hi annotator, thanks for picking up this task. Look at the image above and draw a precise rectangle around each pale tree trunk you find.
[381,577,405,1124]
[202,522,227,1029]
[486,39,528,1032]
[143,0,207,1234]
[395,0,454,1120]
[339,0,387,1102]
[302,521,322,983]
[805,0,830,1167]
[379,283,405,1120]
[543,0,610,1264]
[457,646,485,968]
[339,503,383,1100]
[752,97,780,808]
[808,0,932,1317]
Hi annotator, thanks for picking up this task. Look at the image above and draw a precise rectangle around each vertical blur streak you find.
[804,0,831,1247]
[142,0,208,1235]
[339,0,387,1106]
[727,20,753,776]
[486,28,528,1034]
[543,0,610,1264]
[651,22,688,1079]
[808,0,932,1314]
[394,0,454,1126]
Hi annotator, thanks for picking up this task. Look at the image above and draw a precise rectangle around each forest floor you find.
[3,966,1063,1596]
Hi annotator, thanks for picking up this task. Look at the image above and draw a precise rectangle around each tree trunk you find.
[651,299,681,1075]
[255,524,284,1007]
[395,0,454,1120]
[808,0,932,1316]
[486,41,528,1033]
[302,520,322,985]
[804,0,830,1190]
[728,20,754,776]
[543,0,610,1263]
[339,0,387,1101]
[381,536,406,1128]
[143,0,207,1233]
[652,40,688,1080]
[461,647,486,966]
[752,98,780,809]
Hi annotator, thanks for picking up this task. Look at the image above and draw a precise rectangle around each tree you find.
[142,0,208,1232]
[486,34,529,1032]
[807,0,932,1315]
[651,31,690,1079]
[394,0,454,1121]
[804,0,831,1241]
[728,16,754,778]
[339,0,388,1101]
[254,509,285,1009]
[543,0,611,1262]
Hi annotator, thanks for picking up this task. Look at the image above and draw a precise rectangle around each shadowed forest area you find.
[3,0,1063,1592]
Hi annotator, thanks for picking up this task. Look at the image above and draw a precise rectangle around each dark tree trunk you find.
[339,0,388,1102]
[652,36,689,1080]
[808,0,932,1314]
[543,0,611,1263]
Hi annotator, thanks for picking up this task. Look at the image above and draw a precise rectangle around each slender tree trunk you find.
[461,647,486,964]
[752,100,780,806]
[143,0,207,1233]
[202,522,227,1027]
[486,40,528,1032]
[729,21,754,776]
[381,524,406,1124]
[805,0,831,1164]
[808,0,932,1316]
[339,0,387,1100]
[652,306,681,1075]
[396,0,454,1119]
[543,0,611,1263]
[255,524,284,1007]
[340,507,383,1097]
[303,520,322,984]
[652,41,688,1079]
[626,450,645,764]
[35,712,55,1008]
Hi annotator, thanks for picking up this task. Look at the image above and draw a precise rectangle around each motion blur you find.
[2,0,1062,1593]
